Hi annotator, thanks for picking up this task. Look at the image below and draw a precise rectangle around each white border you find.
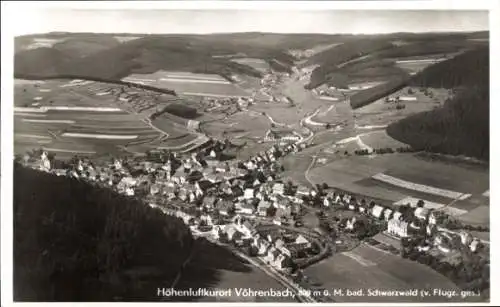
[1,1,498,307]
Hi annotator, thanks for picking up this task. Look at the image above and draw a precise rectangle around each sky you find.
[10,9,489,36]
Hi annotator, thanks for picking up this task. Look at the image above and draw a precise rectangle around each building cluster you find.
[23,130,320,271]
[264,128,303,145]
[202,96,254,113]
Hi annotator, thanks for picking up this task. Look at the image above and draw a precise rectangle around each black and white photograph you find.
[1,1,497,305]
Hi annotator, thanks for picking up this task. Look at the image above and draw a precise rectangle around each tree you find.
[416,199,425,208]
[322,182,329,190]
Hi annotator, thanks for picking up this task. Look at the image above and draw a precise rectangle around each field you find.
[14,79,204,158]
[122,70,251,98]
[352,86,450,127]
[305,244,469,302]
[393,56,449,74]
[306,153,489,223]
[231,58,271,73]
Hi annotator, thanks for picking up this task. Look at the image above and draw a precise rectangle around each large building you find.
[387,218,410,238]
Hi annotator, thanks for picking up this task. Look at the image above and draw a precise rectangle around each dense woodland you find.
[387,47,489,161]
[14,164,194,301]
[349,76,410,109]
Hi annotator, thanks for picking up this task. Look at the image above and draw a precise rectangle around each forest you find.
[387,47,489,161]
[14,164,194,301]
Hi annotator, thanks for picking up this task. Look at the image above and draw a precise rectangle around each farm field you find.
[231,58,271,73]
[305,244,466,303]
[122,70,251,98]
[356,130,409,149]
[14,79,204,157]
[306,153,489,221]
[393,56,449,74]
[352,86,450,127]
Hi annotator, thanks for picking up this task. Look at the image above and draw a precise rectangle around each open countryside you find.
[12,11,490,304]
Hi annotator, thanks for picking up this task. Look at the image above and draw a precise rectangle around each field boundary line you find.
[372,173,471,200]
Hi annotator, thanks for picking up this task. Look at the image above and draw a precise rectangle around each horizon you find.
[10,10,489,36]
[18,29,490,38]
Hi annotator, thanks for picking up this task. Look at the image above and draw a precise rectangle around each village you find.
[18,118,489,299]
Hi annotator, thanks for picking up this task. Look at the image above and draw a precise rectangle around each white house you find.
[237,203,255,215]
[414,207,430,220]
[371,205,385,219]
[460,231,473,246]
[244,188,255,199]
[387,218,409,238]
[257,200,272,216]
[295,234,311,248]
[273,254,290,271]
[383,208,393,221]
[470,238,480,253]
[272,183,285,195]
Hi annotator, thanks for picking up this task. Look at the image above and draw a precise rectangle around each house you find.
[296,185,310,196]
[212,225,224,239]
[220,181,233,195]
[274,238,286,249]
[469,238,480,252]
[392,211,403,221]
[257,239,271,255]
[426,224,437,236]
[253,178,262,187]
[273,254,290,271]
[267,232,281,243]
[345,217,357,231]
[125,187,135,196]
[264,247,281,263]
[278,245,292,257]
[231,186,244,198]
[274,196,291,209]
[257,200,272,216]
[272,183,285,195]
[428,211,437,225]
[219,201,235,216]
[226,226,244,242]
[383,208,393,221]
[387,218,409,238]
[460,231,473,246]
[200,214,213,226]
[244,188,255,199]
[237,202,255,215]
[295,234,311,248]
[371,205,385,219]
[323,198,332,207]
[414,207,430,220]
[240,220,255,237]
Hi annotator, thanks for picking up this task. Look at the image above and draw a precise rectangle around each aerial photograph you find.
[10,7,489,303]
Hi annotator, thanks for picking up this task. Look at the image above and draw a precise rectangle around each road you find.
[202,236,317,303]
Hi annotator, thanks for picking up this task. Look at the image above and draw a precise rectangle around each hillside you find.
[14,164,196,301]
[14,48,75,77]
[305,38,394,89]
[13,34,300,81]
[305,34,483,90]
[408,47,489,88]
[387,47,489,161]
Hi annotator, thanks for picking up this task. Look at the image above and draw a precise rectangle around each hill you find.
[51,35,122,58]
[305,38,394,89]
[13,34,302,81]
[14,47,75,77]
[408,47,489,88]
[387,47,489,161]
[305,35,484,89]
[14,164,195,301]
